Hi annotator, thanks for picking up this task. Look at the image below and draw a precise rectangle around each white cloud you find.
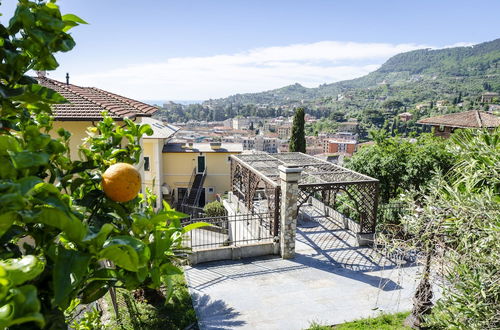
[70,40,446,100]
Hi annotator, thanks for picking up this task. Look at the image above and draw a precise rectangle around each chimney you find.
[210,142,221,150]
[36,71,46,78]
[66,73,70,85]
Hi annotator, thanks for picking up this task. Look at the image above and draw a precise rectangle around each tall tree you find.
[289,107,306,153]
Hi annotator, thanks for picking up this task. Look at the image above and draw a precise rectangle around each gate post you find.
[279,164,302,259]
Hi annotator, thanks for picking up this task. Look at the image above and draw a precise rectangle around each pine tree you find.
[289,107,306,153]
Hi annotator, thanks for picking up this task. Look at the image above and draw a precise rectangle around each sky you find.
[1,0,500,101]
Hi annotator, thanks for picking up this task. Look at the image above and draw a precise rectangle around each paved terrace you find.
[185,207,419,330]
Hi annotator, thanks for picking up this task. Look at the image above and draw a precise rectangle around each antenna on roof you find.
[66,73,70,85]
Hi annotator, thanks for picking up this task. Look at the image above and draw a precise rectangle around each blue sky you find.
[1,0,499,100]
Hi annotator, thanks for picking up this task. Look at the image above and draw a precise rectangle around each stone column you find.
[279,164,302,259]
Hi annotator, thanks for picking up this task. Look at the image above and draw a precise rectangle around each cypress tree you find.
[289,107,306,153]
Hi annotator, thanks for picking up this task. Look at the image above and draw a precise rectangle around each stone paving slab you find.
[185,254,419,330]
[185,216,420,330]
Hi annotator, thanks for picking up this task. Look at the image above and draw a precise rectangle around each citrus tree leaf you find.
[182,222,212,233]
[0,136,21,155]
[33,207,87,242]
[0,212,18,238]
[0,285,44,329]
[99,236,150,272]
[0,256,45,286]
[61,14,88,24]
[53,247,91,309]
[8,151,49,169]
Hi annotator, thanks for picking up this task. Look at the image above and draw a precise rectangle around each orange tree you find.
[0,1,206,328]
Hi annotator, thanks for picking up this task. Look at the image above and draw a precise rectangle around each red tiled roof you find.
[35,77,158,120]
[417,110,500,128]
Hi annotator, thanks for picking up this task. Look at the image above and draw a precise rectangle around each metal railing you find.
[179,168,197,209]
[183,212,275,250]
[180,204,205,218]
[192,166,207,206]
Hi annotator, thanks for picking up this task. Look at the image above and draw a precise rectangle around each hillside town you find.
[155,89,500,166]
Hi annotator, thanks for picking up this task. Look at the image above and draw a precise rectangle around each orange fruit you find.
[102,163,141,202]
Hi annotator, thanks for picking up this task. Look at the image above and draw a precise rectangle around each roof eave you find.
[417,122,485,128]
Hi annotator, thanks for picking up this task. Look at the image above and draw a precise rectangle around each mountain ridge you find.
[202,38,500,107]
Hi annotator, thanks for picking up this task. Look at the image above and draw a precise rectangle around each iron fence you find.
[183,212,275,250]
[179,204,205,218]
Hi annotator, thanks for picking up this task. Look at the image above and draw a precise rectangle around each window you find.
[144,156,150,171]
[208,187,215,193]
[227,156,232,162]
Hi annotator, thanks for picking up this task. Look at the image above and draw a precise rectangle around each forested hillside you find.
[155,38,500,129]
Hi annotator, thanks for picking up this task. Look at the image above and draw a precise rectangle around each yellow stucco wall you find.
[142,139,164,202]
[163,151,238,204]
[51,120,129,160]
[51,121,94,160]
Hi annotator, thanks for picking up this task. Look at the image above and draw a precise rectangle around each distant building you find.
[323,138,357,156]
[436,100,448,107]
[232,117,250,130]
[306,145,323,156]
[481,92,499,103]
[416,102,431,111]
[332,132,358,140]
[337,121,358,133]
[242,137,256,150]
[277,125,292,139]
[398,112,413,122]
[278,141,289,153]
[417,110,500,138]
[162,142,243,206]
[242,136,279,153]
[256,136,279,153]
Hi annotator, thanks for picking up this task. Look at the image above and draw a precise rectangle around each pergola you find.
[230,152,379,237]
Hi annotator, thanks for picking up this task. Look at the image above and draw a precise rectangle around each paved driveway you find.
[185,217,420,330]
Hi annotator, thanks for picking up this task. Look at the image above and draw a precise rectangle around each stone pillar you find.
[279,164,302,259]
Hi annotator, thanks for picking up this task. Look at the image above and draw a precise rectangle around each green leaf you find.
[9,151,49,169]
[0,212,18,238]
[0,255,45,286]
[0,156,17,179]
[0,285,45,329]
[79,280,109,304]
[13,84,67,104]
[136,266,148,283]
[62,20,78,32]
[0,85,24,99]
[33,207,87,242]
[61,14,88,24]
[160,263,182,276]
[139,124,154,137]
[53,247,91,309]
[83,223,115,249]
[182,222,212,233]
[162,275,174,302]
[0,136,21,155]
[18,176,43,195]
[99,236,150,272]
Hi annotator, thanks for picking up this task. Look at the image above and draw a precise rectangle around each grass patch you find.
[102,274,197,329]
[308,312,411,330]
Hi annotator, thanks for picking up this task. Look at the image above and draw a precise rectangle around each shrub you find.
[203,201,226,217]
